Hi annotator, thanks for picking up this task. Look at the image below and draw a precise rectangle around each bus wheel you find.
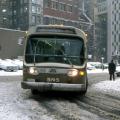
[31,89,39,95]
[81,77,88,95]
[81,89,87,95]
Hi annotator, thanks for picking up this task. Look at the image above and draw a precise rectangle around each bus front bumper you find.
[21,82,86,91]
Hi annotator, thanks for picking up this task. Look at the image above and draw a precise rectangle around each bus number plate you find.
[46,77,60,83]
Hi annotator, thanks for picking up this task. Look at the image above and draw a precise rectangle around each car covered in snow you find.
[88,62,102,69]
[87,63,96,70]
[115,66,120,77]
[0,59,19,72]
[12,59,23,70]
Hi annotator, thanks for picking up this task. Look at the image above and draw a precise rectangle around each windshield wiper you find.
[62,54,73,67]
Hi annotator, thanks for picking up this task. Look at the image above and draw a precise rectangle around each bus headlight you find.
[67,69,78,77]
[79,71,85,76]
[29,67,39,75]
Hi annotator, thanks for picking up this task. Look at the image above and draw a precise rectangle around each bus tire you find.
[31,89,39,95]
[81,77,88,95]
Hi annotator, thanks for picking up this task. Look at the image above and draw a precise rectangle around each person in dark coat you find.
[56,45,65,62]
[108,60,116,80]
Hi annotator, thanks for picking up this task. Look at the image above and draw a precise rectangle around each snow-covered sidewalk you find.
[0,70,22,76]
[87,69,120,97]
[89,79,120,97]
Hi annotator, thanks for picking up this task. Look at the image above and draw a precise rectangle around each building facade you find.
[107,0,120,63]
[94,0,107,62]
[43,0,80,27]
[0,0,11,28]
[84,0,95,60]
[0,0,81,30]
[95,0,120,63]
[0,0,94,60]
[0,28,25,59]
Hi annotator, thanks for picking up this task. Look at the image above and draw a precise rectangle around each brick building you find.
[43,0,80,27]
[0,0,82,30]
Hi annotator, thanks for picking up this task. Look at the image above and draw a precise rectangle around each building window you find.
[67,5,72,12]
[32,0,36,4]
[32,15,36,24]
[44,0,51,8]
[24,0,28,3]
[20,8,23,14]
[59,3,66,11]
[13,10,16,15]
[51,1,58,10]
[36,16,41,24]
[18,37,24,45]
[37,7,40,14]
[32,5,36,13]
[21,0,23,4]
[37,0,41,4]
[24,7,28,12]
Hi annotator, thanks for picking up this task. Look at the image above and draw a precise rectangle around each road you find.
[0,73,120,120]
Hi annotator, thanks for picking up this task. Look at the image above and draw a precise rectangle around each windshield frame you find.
[24,34,85,66]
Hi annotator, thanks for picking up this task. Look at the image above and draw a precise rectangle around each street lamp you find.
[101,57,104,70]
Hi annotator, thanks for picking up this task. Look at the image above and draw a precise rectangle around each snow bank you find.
[92,79,120,92]
[87,69,108,73]
[0,70,22,76]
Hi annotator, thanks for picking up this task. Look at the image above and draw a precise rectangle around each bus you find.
[21,25,88,94]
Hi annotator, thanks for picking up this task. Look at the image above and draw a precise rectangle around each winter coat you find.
[108,62,116,74]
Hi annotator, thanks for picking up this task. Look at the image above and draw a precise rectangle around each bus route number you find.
[47,77,60,83]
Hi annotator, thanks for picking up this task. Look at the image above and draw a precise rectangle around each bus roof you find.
[28,25,87,42]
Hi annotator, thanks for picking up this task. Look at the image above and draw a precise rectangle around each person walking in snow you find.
[108,60,116,81]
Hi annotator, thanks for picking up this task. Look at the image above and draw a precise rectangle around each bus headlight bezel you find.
[67,69,78,77]
[28,67,39,75]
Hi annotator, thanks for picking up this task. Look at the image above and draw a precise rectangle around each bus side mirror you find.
[18,37,25,45]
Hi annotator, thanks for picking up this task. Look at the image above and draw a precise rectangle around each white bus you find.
[21,25,88,94]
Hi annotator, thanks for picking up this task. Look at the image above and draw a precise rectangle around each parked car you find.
[87,63,96,70]
[0,60,19,72]
[0,59,3,70]
[115,66,120,77]
[103,63,108,69]
[12,59,23,70]
[88,62,102,69]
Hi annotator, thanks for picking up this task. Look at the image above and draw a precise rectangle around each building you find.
[94,0,107,62]
[0,0,91,30]
[0,0,11,28]
[84,0,95,60]
[10,0,43,30]
[107,0,120,63]
[0,0,81,30]
[0,0,94,59]
[0,28,25,59]
[43,0,80,27]
[95,0,120,63]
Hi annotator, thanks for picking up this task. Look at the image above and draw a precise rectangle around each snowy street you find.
[0,72,120,120]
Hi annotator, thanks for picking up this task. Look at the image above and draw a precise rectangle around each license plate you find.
[46,77,60,83]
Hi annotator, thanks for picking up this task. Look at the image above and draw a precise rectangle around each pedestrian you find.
[108,60,116,81]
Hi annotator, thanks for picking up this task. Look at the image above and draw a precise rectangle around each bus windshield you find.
[25,35,85,65]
